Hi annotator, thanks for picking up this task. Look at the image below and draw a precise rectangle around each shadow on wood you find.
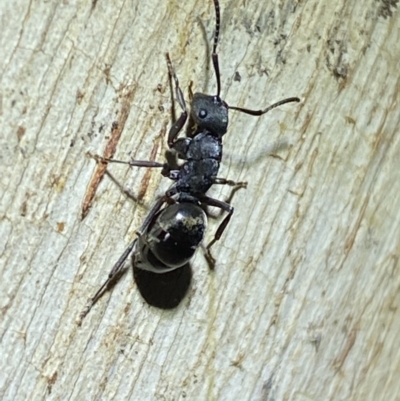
[133,263,192,309]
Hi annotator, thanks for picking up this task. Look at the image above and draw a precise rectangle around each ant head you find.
[190,93,229,137]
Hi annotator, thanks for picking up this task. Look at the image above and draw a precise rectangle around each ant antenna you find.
[212,0,222,98]
[229,97,301,116]
[210,0,300,115]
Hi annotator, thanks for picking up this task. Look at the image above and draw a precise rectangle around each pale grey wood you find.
[1,0,399,400]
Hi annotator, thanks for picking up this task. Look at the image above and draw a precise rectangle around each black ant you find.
[79,0,299,320]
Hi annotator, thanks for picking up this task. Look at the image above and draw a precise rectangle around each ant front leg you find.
[166,53,188,147]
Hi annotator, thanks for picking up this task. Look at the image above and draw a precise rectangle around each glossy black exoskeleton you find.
[80,0,300,320]
[134,195,207,273]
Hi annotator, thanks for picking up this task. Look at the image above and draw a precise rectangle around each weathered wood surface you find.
[1,0,399,400]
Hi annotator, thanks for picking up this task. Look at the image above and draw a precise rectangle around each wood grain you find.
[1,0,399,400]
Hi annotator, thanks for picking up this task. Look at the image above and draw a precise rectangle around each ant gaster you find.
[80,0,300,320]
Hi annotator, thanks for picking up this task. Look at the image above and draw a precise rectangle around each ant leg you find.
[166,53,188,147]
[188,80,194,101]
[92,154,172,178]
[79,196,167,322]
[200,195,234,268]
[79,239,137,322]
[209,179,247,222]
[213,177,248,188]
[201,243,216,270]
[92,154,165,169]
[104,169,139,203]
[86,153,170,204]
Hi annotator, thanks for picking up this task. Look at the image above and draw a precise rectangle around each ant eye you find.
[199,109,207,119]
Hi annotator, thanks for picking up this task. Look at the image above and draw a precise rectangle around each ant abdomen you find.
[134,202,207,273]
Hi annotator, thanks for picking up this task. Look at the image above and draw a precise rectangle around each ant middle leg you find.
[209,178,247,218]
[87,153,168,203]
[199,195,234,269]
[91,154,173,180]
[212,179,247,216]
[213,177,248,188]
[92,154,166,169]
